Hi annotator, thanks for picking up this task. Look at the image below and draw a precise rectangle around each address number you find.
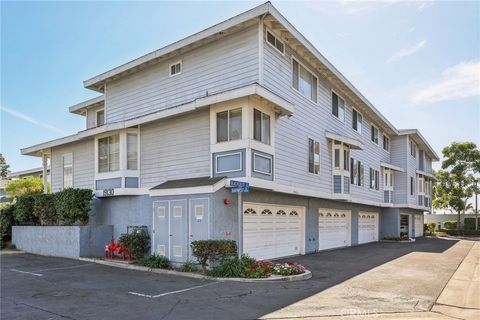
[103,188,114,197]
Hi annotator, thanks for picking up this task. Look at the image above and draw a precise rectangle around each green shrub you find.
[137,254,169,269]
[207,255,254,278]
[179,260,196,273]
[445,229,480,236]
[424,222,436,234]
[33,193,57,226]
[464,218,479,230]
[443,220,457,230]
[5,177,45,197]
[119,228,150,261]
[13,194,39,225]
[190,240,237,271]
[0,203,15,248]
[54,188,93,225]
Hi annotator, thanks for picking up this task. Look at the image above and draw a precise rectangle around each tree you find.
[0,153,10,179]
[5,177,45,197]
[434,142,480,230]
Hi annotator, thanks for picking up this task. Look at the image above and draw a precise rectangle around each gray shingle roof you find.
[150,176,225,190]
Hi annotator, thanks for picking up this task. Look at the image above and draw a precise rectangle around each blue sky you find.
[1,0,479,173]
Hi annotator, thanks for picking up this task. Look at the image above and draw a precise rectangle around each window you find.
[350,158,364,186]
[352,109,362,133]
[369,168,379,190]
[215,152,242,173]
[371,125,379,144]
[383,135,390,152]
[343,150,350,171]
[410,176,415,195]
[332,92,345,122]
[308,139,320,174]
[216,108,242,142]
[384,169,394,189]
[253,153,272,175]
[174,206,182,218]
[292,59,318,102]
[334,148,341,169]
[127,133,138,170]
[253,109,270,144]
[418,175,424,194]
[62,154,73,188]
[98,134,120,173]
[410,140,417,158]
[169,61,182,76]
[96,110,105,127]
[194,205,204,220]
[266,30,284,54]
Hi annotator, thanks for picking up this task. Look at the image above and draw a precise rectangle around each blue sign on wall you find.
[230,180,249,193]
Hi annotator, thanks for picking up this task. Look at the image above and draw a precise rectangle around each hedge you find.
[443,220,457,230]
[13,194,39,225]
[119,227,150,261]
[190,240,237,271]
[444,229,480,236]
[0,203,15,248]
[33,193,57,226]
[464,218,480,230]
[54,188,94,225]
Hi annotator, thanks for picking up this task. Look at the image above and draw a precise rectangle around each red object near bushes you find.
[104,238,131,261]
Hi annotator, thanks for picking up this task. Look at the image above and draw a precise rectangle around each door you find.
[358,212,379,244]
[189,198,210,260]
[318,209,350,250]
[414,215,424,237]
[243,202,304,260]
[400,214,410,238]
[169,200,188,262]
[152,201,169,258]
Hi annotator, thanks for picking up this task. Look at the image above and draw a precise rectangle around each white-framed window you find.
[350,158,364,186]
[343,149,350,172]
[410,140,417,158]
[352,108,362,133]
[127,133,138,170]
[384,169,394,190]
[418,175,424,194]
[292,58,318,103]
[215,152,242,174]
[98,134,120,173]
[332,141,350,174]
[332,91,345,122]
[157,207,166,218]
[173,206,182,218]
[383,135,390,152]
[371,125,379,144]
[194,205,204,220]
[369,168,380,190]
[266,30,284,54]
[253,109,270,145]
[308,138,320,174]
[253,152,272,175]
[62,153,73,189]
[216,108,242,142]
[169,61,182,77]
[96,109,105,127]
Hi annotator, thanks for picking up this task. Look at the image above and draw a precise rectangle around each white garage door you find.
[318,209,350,250]
[415,215,424,237]
[243,202,304,260]
[358,213,379,244]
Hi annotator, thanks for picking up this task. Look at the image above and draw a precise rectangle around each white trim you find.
[69,95,104,114]
[351,107,363,135]
[62,153,73,189]
[95,109,105,127]
[291,56,319,104]
[215,152,242,174]
[148,178,226,197]
[252,152,272,175]
[331,89,346,123]
[168,60,182,77]
[325,131,363,150]
[265,29,285,55]
[380,162,405,172]
[382,133,390,153]
[370,123,379,145]
[416,169,437,181]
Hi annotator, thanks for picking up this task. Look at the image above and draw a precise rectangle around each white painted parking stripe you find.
[128,282,219,299]
[33,263,94,273]
[10,269,43,277]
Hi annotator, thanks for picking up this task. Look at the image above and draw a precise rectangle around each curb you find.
[79,257,312,282]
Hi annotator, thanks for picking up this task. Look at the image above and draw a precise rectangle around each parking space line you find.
[10,269,43,277]
[33,263,94,273]
[128,281,219,299]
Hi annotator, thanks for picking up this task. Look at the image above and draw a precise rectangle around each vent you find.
[157,245,166,256]
[195,205,204,220]
[174,206,182,218]
[157,207,166,218]
[174,245,182,257]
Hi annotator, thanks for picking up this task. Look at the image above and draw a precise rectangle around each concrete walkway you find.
[261,240,478,320]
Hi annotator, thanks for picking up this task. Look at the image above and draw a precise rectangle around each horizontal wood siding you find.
[50,139,94,192]
[139,109,211,188]
[262,29,391,204]
[407,136,419,206]
[391,136,408,204]
[106,25,259,123]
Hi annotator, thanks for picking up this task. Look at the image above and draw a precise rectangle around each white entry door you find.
[318,209,351,250]
[243,202,305,260]
[358,212,379,244]
[414,215,424,237]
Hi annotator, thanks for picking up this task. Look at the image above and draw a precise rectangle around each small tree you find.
[33,193,57,225]
[5,177,45,197]
[0,153,10,179]
[434,142,480,230]
[54,188,94,225]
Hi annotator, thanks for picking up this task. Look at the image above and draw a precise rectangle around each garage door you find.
[358,213,379,244]
[415,215,424,237]
[243,202,304,260]
[318,209,350,250]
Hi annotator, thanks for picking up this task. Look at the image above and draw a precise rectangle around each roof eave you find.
[69,95,105,114]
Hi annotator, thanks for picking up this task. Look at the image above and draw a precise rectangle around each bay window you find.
[292,58,318,103]
[98,134,120,173]
[216,108,242,142]
[254,109,270,144]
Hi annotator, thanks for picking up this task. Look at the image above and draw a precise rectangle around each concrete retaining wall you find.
[12,225,113,259]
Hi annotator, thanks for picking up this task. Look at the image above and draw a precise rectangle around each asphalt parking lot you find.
[0,237,471,320]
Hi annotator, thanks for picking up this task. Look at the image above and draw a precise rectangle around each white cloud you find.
[0,106,68,135]
[306,0,434,16]
[412,61,480,104]
[387,40,426,63]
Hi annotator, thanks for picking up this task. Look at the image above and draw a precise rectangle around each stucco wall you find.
[12,226,112,258]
